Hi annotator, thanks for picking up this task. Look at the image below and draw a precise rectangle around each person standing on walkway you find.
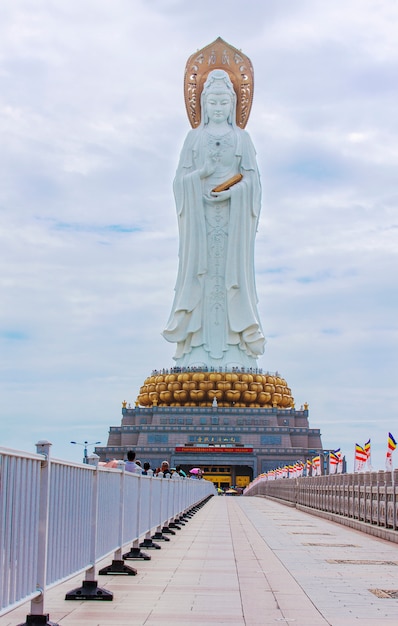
[125,450,139,473]
[159,460,171,477]
[142,461,153,476]
[176,465,187,477]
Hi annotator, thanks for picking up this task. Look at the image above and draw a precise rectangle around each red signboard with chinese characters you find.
[175,447,253,454]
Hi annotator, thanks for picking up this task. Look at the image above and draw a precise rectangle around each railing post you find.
[123,475,151,560]
[152,476,171,542]
[17,440,59,626]
[65,461,113,600]
[140,476,161,550]
[161,477,176,536]
[99,461,137,575]
[169,480,182,530]
[385,469,394,528]
[384,471,389,527]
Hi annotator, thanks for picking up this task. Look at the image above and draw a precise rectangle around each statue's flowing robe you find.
[163,126,265,366]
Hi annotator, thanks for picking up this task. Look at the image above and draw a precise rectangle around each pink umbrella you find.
[189,468,201,474]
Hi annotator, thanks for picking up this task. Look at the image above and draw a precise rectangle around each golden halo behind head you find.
[184,37,254,129]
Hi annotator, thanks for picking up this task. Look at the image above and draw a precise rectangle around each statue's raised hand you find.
[199,152,218,179]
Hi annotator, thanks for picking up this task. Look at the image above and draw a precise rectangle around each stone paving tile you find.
[2,496,398,625]
[237,497,398,624]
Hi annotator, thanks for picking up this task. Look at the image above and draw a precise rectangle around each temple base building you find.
[97,369,323,488]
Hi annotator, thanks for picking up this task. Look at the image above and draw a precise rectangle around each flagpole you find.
[391,449,396,530]
[386,433,397,527]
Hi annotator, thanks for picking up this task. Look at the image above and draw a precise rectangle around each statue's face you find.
[205,91,232,124]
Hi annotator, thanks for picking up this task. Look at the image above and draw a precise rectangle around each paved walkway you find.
[2,496,398,625]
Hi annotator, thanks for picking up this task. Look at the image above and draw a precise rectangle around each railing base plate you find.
[17,615,59,626]
[123,547,151,560]
[65,579,113,601]
[140,538,161,549]
[99,559,138,575]
[152,531,170,541]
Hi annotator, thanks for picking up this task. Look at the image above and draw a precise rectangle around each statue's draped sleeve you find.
[163,130,206,344]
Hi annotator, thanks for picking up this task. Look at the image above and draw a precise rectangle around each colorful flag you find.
[355,444,367,460]
[336,450,343,474]
[354,444,367,472]
[329,450,339,474]
[386,433,397,470]
[296,462,304,477]
[312,455,321,476]
[388,432,397,452]
[364,439,372,469]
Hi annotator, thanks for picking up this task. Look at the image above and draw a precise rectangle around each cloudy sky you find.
[1,0,397,471]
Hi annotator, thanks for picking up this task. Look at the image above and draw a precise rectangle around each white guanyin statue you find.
[163,44,265,370]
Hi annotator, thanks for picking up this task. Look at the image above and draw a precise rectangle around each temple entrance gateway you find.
[198,467,232,489]
[235,475,250,488]
[190,464,253,489]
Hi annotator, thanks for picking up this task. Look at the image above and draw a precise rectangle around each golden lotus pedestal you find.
[135,371,294,409]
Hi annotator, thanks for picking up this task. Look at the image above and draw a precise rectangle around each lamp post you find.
[305,448,336,475]
[70,440,101,464]
[305,448,321,476]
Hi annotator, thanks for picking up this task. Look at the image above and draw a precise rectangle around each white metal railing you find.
[0,442,215,621]
[244,470,398,534]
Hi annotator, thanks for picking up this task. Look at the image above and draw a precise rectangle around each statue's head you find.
[201,70,237,126]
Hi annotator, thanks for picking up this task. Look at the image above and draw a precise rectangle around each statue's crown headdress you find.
[184,37,254,129]
[203,69,235,96]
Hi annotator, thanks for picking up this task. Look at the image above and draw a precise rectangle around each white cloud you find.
[1,0,397,472]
